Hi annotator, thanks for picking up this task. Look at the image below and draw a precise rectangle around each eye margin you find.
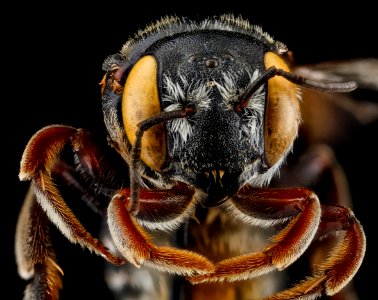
[122,55,167,172]
[263,51,301,168]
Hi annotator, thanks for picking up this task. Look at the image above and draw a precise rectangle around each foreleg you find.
[108,184,215,276]
[188,186,365,300]
[267,204,365,300]
[189,187,321,284]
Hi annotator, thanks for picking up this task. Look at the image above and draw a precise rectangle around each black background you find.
[4,2,376,299]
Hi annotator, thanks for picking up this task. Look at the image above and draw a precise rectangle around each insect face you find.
[102,17,301,206]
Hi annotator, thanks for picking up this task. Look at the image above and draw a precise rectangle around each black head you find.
[101,15,302,206]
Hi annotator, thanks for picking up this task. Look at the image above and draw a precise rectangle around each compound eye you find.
[122,55,166,171]
[263,52,301,167]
